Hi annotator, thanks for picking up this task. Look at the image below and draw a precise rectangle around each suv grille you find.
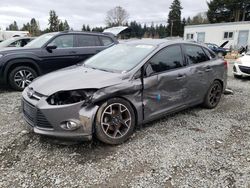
[22,99,53,129]
[239,65,250,74]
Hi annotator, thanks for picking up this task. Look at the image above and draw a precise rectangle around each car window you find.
[77,35,101,47]
[49,35,74,48]
[184,44,209,64]
[100,36,113,46]
[148,45,184,74]
[203,47,216,59]
[9,40,22,47]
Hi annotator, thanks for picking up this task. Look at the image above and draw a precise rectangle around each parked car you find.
[206,41,230,56]
[233,51,250,78]
[0,37,35,49]
[22,40,228,145]
[0,31,118,90]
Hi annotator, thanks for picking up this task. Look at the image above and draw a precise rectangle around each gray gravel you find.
[1,62,250,187]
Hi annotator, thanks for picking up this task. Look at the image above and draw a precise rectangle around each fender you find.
[3,58,42,82]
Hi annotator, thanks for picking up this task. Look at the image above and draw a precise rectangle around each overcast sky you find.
[0,0,208,30]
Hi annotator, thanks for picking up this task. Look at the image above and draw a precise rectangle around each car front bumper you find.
[22,88,99,141]
[233,63,250,77]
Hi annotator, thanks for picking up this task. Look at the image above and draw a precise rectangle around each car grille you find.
[239,65,250,74]
[22,99,53,129]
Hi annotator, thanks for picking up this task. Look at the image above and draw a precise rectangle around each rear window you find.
[100,36,113,46]
[184,44,210,64]
[203,47,216,59]
[77,35,101,47]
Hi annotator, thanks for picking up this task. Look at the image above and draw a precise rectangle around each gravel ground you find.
[0,61,250,187]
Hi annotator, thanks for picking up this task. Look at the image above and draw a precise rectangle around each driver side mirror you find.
[46,44,57,52]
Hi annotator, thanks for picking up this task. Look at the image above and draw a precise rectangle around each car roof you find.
[58,31,114,37]
[123,39,204,48]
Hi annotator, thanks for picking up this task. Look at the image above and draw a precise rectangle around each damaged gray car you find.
[22,40,228,145]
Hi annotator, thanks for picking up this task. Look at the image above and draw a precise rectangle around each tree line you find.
[5,0,250,38]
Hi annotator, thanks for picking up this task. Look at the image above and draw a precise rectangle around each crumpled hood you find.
[29,66,123,96]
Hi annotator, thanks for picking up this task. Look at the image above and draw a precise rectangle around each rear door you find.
[75,34,106,62]
[143,44,190,120]
[41,34,78,73]
[182,44,213,102]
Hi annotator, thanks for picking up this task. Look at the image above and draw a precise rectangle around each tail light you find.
[224,61,228,69]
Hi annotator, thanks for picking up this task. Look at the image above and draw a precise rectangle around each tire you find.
[95,98,136,145]
[203,81,223,109]
[8,66,37,91]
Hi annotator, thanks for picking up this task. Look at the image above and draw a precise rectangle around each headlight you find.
[47,89,96,105]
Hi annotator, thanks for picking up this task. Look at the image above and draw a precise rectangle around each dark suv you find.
[0,31,118,90]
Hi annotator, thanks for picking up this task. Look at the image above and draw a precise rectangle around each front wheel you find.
[95,98,136,145]
[203,81,223,109]
[8,66,37,91]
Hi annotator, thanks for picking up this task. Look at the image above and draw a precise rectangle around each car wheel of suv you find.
[95,98,136,145]
[8,66,37,91]
[203,81,223,109]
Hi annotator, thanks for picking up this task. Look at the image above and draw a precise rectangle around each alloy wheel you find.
[14,70,34,89]
[208,83,222,106]
[101,103,132,139]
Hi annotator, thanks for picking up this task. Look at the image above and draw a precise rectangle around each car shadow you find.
[0,85,16,93]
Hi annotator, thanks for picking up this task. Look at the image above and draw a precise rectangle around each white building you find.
[184,21,250,49]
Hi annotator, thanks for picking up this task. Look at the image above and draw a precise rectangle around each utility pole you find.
[170,20,174,37]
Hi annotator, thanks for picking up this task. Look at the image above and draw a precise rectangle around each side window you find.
[100,36,113,46]
[184,45,209,64]
[9,40,21,47]
[77,35,101,47]
[49,35,74,48]
[149,45,184,74]
[203,47,216,59]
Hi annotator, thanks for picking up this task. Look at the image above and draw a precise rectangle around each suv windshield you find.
[84,44,155,73]
[25,33,57,48]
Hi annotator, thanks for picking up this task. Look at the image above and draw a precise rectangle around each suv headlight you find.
[47,89,97,105]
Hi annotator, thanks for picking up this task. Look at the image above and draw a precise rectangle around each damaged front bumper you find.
[22,88,99,141]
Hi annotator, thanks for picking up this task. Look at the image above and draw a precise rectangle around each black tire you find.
[203,80,223,109]
[8,66,37,91]
[95,98,136,145]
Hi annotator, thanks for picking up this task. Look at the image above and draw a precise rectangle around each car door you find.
[143,44,190,120]
[41,34,79,73]
[75,34,106,62]
[182,44,213,103]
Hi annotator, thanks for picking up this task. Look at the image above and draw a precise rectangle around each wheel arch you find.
[5,59,41,83]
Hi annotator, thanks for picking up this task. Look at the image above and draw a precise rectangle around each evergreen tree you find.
[82,24,86,31]
[167,0,182,37]
[48,10,60,32]
[63,20,70,30]
[6,21,19,30]
[30,18,40,36]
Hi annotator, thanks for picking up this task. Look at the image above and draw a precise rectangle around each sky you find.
[0,0,209,30]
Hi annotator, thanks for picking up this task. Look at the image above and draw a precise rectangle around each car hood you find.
[29,66,123,96]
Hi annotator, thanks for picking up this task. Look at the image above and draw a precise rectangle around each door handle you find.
[176,74,185,80]
[205,66,212,72]
[69,51,77,54]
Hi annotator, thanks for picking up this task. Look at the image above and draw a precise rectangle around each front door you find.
[41,34,78,73]
[238,30,249,47]
[143,45,189,121]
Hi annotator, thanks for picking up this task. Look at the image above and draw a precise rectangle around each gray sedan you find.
[22,40,228,145]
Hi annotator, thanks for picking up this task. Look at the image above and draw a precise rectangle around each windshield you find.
[84,44,155,73]
[25,33,57,48]
[0,38,16,47]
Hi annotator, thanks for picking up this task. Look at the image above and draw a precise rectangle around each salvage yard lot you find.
[0,62,250,187]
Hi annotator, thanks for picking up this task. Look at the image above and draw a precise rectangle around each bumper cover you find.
[22,88,99,141]
[233,63,250,77]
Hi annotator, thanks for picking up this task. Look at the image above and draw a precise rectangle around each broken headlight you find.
[47,89,96,105]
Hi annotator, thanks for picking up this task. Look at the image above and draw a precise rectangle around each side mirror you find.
[144,64,154,77]
[46,44,57,52]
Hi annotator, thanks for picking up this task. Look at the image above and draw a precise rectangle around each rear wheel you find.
[95,98,136,145]
[203,81,223,109]
[8,66,37,91]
